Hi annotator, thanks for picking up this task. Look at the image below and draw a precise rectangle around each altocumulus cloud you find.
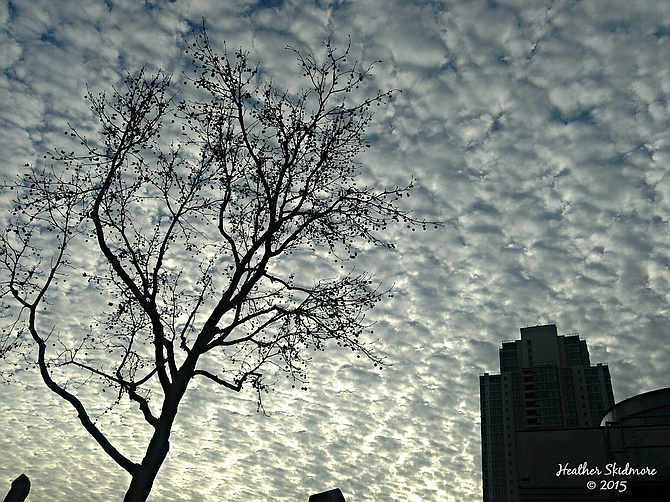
[2,0,670,501]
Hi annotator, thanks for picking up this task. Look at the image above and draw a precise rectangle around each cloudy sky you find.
[2,0,670,500]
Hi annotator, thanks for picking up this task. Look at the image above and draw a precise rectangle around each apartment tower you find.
[479,324,615,502]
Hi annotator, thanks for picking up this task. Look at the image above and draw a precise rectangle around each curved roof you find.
[600,386,670,426]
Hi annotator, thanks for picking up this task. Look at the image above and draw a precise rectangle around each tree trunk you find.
[123,428,171,502]
[123,379,188,502]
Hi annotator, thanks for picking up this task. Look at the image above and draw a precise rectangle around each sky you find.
[1,0,670,500]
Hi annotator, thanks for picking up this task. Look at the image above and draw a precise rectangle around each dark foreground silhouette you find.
[309,488,346,502]
[2,474,30,502]
[1,475,348,502]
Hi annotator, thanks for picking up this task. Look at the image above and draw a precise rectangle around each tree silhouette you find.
[0,27,431,501]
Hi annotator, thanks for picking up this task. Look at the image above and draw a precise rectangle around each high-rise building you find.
[479,324,615,502]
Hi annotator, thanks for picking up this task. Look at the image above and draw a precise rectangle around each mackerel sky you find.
[2,0,670,501]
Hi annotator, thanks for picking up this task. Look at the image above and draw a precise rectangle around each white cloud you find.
[1,1,670,501]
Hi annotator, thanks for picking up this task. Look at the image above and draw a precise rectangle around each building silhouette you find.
[514,387,670,501]
[479,324,615,502]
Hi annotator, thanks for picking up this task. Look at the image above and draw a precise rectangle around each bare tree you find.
[0,27,431,502]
